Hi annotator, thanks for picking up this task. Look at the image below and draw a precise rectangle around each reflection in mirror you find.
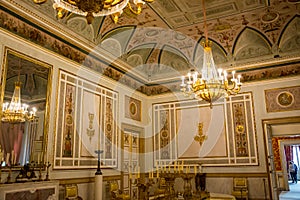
[0,48,51,167]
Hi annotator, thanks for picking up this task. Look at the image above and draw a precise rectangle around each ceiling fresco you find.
[1,0,300,95]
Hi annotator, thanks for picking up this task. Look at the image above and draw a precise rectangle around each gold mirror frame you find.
[0,47,52,168]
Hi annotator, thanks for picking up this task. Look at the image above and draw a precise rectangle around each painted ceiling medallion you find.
[145,30,159,37]
[261,10,279,23]
[174,33,186,40]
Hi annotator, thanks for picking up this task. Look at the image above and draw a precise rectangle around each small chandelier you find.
[180,0,242,108]
[33,0,154,24]
[1,68,37,123]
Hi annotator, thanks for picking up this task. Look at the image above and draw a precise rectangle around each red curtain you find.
[284,145,293,170]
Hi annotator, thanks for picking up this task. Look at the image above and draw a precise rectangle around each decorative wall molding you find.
[125,95,141,121]
[54,70,118,169]
[153,93,258,166]
[265,86,300,112]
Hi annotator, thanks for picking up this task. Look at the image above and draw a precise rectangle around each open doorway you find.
[263,117,300,200]
[283,144,300,192]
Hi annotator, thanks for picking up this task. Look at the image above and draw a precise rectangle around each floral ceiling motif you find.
[1,0,300,96]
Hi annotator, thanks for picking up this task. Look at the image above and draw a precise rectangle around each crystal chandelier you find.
[33,0,154,24]
[1,72,37,123]
[180,0,242,108]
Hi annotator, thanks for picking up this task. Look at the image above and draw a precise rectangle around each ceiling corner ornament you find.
[180,0,242,108]
[33,0,154,24]
[261,9,279,24]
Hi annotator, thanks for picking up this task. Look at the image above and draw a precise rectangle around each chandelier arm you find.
[225,81,242,95]
[127,2,143,15]
[35,0,153,24]
[33,0,47,4]
[67,0,76,5]
[225,81,239,91]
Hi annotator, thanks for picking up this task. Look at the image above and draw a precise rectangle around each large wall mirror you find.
[0,48,52,167]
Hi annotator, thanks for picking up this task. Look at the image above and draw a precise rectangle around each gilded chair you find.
[156,177,167,197]
[109,181,131,200]
[232,178,248,200]
[65,184,83,200]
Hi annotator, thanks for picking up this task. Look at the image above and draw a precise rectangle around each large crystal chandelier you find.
[180,0,242,108]
[33,0,154,24]
[1,74,37,123]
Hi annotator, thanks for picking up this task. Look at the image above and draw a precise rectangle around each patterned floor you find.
[279,181,300,200]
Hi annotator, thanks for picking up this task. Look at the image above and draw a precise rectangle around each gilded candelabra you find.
[181,173,194,199]
[160,171,177,199]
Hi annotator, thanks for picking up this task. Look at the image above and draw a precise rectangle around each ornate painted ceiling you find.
[0,0,300,95]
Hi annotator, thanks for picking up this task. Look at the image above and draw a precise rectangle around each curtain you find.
[0,123,25,165]
[284,145,293,171]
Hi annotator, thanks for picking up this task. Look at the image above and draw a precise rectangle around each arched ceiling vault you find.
[1,0,300,96]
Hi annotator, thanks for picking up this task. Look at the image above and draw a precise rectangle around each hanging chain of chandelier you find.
[33,0,154,24]
[180,0,242,108]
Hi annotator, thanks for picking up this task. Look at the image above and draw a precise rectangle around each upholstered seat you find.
[232,178,248,200]
[110,181,131,200]
[65,184,83,200]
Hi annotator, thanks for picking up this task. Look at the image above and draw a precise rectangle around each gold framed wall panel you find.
[124,95,141,121]
[153,93,258,167]
[54,70,118,169]
[0,47,52,167]
[265,86,300,112]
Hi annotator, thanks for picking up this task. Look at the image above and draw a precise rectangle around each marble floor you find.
[279,181,300,200]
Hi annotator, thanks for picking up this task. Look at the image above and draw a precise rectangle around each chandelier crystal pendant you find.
[180,0,242,108]
[1,80,37,123]
[34,0,154,24]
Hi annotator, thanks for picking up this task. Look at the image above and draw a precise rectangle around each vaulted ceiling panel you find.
[1,0,299,96]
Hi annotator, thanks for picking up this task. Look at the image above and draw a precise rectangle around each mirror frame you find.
[0,47,52,168]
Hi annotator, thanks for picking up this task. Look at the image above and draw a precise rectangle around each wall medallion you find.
[265,86,300,112]
[125,95,141,121]
[276,91,294,107]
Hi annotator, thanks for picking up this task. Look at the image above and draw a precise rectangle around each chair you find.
[109,181,131,200]
[156,177,167,198]
[232,177,248,200]
[65,184,83,200]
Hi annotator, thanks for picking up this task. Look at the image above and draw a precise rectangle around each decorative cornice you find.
[0,6,299,96]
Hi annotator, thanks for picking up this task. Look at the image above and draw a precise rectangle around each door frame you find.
[262,116,300,200]
[120,123,144,199]
[279,139,300,191]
